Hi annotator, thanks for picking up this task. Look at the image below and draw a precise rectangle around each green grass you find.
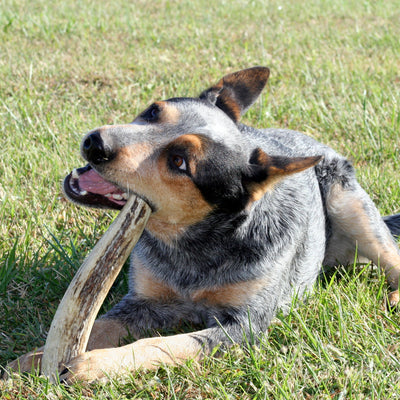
[1,0,400,398]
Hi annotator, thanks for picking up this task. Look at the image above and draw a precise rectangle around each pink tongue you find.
[79,169,123,195]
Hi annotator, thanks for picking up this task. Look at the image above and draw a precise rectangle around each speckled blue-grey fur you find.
[65,67,400,357]
[105,117,399,351]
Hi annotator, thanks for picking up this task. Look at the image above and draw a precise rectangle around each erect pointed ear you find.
[244,148,323,202]
[199,66,270,122]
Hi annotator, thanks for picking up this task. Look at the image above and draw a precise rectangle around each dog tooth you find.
[80,190,88,196]
[72,168,79,180]
[105,194,112,198]
[122,193,128,200]
[112,194,123,200]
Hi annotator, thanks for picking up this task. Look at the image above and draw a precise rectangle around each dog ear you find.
[244,148,323,201]
[199,67,270,122]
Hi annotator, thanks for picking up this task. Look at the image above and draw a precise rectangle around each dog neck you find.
[145,216,190,244]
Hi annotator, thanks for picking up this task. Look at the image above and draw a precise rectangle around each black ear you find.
[199,66,270,122]
[244,148,323,201]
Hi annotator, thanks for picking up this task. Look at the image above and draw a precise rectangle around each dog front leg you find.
[3,347,44,377]
[3,318,130,378]
[60,301,276,382]
[59,330,210,383]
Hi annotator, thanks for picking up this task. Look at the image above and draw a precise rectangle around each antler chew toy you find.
[41,195,151,382]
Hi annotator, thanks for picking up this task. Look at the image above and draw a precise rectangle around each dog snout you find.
[82,131,115,164]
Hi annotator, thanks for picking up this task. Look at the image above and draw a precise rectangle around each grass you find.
[1,0,400,398]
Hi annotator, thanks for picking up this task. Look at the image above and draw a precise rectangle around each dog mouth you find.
[63,165,128,210]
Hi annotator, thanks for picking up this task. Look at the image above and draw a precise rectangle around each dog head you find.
[64,67,321,241]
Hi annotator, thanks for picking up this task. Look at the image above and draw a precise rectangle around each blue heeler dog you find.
[7,67,400,382]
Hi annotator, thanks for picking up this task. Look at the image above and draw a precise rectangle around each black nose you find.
[82,131,113,164]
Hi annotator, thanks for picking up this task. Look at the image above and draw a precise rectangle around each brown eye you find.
[172,155,187,171]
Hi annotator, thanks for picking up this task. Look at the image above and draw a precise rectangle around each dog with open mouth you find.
[65,165,129,209]
[6,67,400,382]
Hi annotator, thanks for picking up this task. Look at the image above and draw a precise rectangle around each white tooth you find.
[80,190,88,195]
[122,193,128,200]
[105,194,112,198]
[112,194,123,200]
[72,168,79,180]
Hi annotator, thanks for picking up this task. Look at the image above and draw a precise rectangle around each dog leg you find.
[59,330,207,383]
[57,293,279,382]
[4,318,130,377]
[3,347,44,378]
[325,183,400,305]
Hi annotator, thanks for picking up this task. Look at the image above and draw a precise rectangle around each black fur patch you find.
[139,103,162,123]
[192,142,250,213]
[315,158,355,191]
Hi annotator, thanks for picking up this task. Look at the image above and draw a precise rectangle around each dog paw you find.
[2,347,44,379]
[387,289,399,309]
[59,348,125,383]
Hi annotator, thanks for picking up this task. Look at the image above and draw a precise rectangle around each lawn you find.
[1,0,400,398]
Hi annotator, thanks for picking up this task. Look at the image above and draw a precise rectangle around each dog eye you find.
[141,104,160,122]
[150,106,158,119]
[172,155,187,171]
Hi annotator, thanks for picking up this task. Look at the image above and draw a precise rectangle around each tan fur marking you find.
[218,95,241,121]
[254,148,269,165]
[5,347,44,376]
[327,184,400,288]
[172,134,206,155]
[249,178,282,204]
[133,255,178,301]
[191,278,267,307]
[115,143,154,170]
[86,319,130,350]
[94,132,213,242]
[157,169,212,224]
[143,151,213,242]
[110,139,211,240]
[129,333,204,369]
[100,139,213,242]
[154,101,181,124]
[168,134,207,175]
[249,155,322,202]
[145,219,189,243]
[248,176,283,202]
[4,320,132,377]
[61,332,205,382]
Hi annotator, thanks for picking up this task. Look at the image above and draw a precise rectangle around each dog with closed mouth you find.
[6,66,400,382]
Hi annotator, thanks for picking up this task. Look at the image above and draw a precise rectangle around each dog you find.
[6,66,400,382]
